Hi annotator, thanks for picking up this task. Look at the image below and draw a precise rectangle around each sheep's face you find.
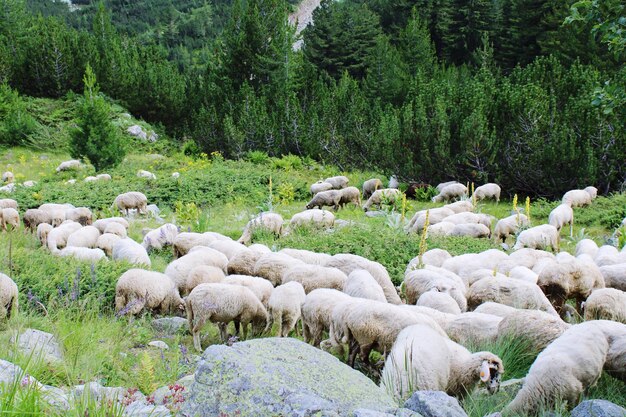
[480,359,503,394]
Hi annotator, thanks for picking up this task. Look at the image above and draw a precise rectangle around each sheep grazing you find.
[58,247,107,262]
[388,175,400,189]
[305,190,343,211]
[207,239,248,261]
[301,288,353,347]
[39,203,73,227]
[584,186,598,200]
[253,252,304,286]
[324,175,349,189]
[93,217,129,234]
[472,183,501,202]
[84,176,98,182]
[103,222,127,238]
[310,180,333,195]
[432,183,468,203]
[115,269,184,317]
[448,223,491,238]
[112,238,152,266]
[406,249,452,271]
[497,309,570,352]
[416,291,461,315]
[339,186,361,208]
[512,224,559,252]
[443,312,503,346]
[594,244,626,267]
[0,199,17,210]
[113,192,148,216]
[575,238,599,258]
[1,171,14,183]
[407,207,455,232]
[548,203,574,236]
[142,223,179,252]
[66,226,101,248]
[362,178,383,200]
[562,189,592,207]
[278,248,332,266]
[0,273,19,320]
[287,209,335,232]
[267,281,306,337]
[165,247,228,293]
[36,223,53,246]
[600,264,626,291]
[178,265,225,297]
[282,264,347,293]
[172,232,222,258]
[223,275,273,307]
[96,233,122,257]
[441,212,492,227]
[237,212,283,245]
[444,200,474,214]
[493,214,529,242]
[0,208,19,230]
[404,268,467,312]
[362,188,403,212]
[503,321,610,415]
[186,283,268,350]
[227,249,265,276]
[47,221,82,252]
[583,288,626,323]
[65,207,93,226]
[326,253,402,304]
[343,269,386,302]
[137,170,156,180]
[55,159,81,172]
[381,324,504,402]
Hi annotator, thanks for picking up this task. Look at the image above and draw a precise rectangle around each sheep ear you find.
[480,361,490,382]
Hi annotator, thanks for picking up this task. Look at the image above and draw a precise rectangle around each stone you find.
[365,211,387,218]
[571,400,626,417]
[181,338,396,417]
[148,341,169,350]
[334,219,351,228]
[152,317,188,335]
[150,375,194,407]
[41,385,70,411]
[0,359,32,386]
[124,401,171,417]
[403,391,467,417]
[127,125,147,141]
[353,409,423,417]
[14,329,64,364]
[147,132,159,143]
[146,204,160,217]
[72,381,145,405]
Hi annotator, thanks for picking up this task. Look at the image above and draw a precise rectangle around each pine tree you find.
[70,64,125,172]
[399,10,437,74]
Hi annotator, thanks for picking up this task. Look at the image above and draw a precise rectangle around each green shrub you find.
[245,150,270,164]
[182,140,201,158]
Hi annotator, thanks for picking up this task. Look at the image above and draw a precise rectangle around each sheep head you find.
[477,353,504,394]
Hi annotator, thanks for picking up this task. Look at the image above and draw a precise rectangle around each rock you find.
[0,359,31,386]
[148,341,169,350]
[181,338,395,417]
[22,180,36,187]
[403,391,467,417]
[395,409,424,417]
[124,401,171,417]
[14,329,64,364]
[127,125,147,141]
[147,132,159,143]
[353,409,421,417]
[72,382,145,405]
[365,211,386,218]
[571,400,626,417]
[41,385,70,411]
[146,204,160,217]
[0,183,16,193]
[150,375,194,407]
[334,219,351,228]
[152,317,188,335]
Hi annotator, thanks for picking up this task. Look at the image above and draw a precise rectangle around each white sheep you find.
[324,175,349,189]
[338,186,361,208]
[443,312,503,346]
[64,207,93,226]
[142,223,179,252]
[165,247,228,293]
[227,249,265,276]
[84,176,98,182]
[441,249,508,281]
[381,324,504,402]
[286,209,335,232]
[416,291,462,315]
[496,309,570,352]
[278,248,333,266]
[426,221,456,237]
[115,269,184,317]
[600,264,626,291]
[507,248,555,270]
[113,192,148,215]
[548,203,574,236]
[575,238,599,258]
[326,253,402,304]
[403,269,467,311]
[362,178,383,200]
[112,238,151,266]
[466,269,508,287]
[444,200,474,214]
[0,208,19,230]
[343,269,386,302]
[93,217,129,234]
[0,199,17,210]
[58,247,107,262]
[472,183,501,202]
[512,224,559,252]
[96,233,122,257]
[584,186,598,200]
[0,273,19,320]
[583,288,626,323]
[66,226,101,248]
[223,274,273,307]
[36,223,53,246]
[362,188,403,212]
[305,190,342,210]
[103,222,127,238]
[1,171,14,183]
[137,170,156,180]
[178,265,225,297]
[441,212,492,227]
[436,181,459,192]
[310,180,333,195]
[97,173,111,181]
[237,212,283,245]
[186,283,268,350]
[207,239,248,261]
[473,302,519,317]
[55,160,81,172]
[406,207,455,232]
[594,244,626,266]
[301,288,353,347]
[432,183,468,203]
[253,252,304,286]
[406,249,452,272]
[448,223,491,238]
[493,214,529,242]
[39,203,73,227]
[47,221,82,252]
[508,265,539,284]
[282,264,347,293]
[267,281,306,337]
[172,232,223,258]
[562,189,592,207]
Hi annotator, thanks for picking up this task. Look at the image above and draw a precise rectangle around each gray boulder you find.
[127,125,147,141]
[124,401,171,417]
[150,375,194,407]
[181,338,396,417]
[14,329,63,364]
[152,317,188,335]
[403,391,467,417]
[0,359,30,386]
[148,341,169,350]
[354,409,422,417]
[571,399,626,417]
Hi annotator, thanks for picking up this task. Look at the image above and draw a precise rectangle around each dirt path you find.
[289,0,322,49]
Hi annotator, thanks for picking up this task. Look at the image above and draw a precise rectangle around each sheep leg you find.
[359,343,373,365]
[0,305,7,320]
[192,317,207,352]
[347,339,359,368]
[218,323,228,342]
[233,320,241,336]
[241,321,249,340]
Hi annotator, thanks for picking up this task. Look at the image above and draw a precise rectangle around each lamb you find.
[266,281,306,337]
[600,264,626,291]
[112,238,152,266]
[447,223,491,238]
[548,203,574,236]
[404,269,467,311]
[583,288,626,323]
[502,322,610,415]
[0,208,19,230]
[471,183,501,202]
[103,222,127,238]
[253,252,304,286]
[282,264,348,293]
[432,183,468,203]
[58,247,107,262]
[96,233,122,257]
[426,221,456,237]
[343,269,386,302]
[362,188,403,212]
[493,214,529,242]
[55,159,81,172]
[137,170,156,180]
[113,192,148,215]
[65,207,93,226]
[497,309,570,352]
[301,288,353,347]
[381,324,504,402]
[47,221,82,252]
[406,249,452,271]
[443,312,503,346]
[0,199,18,210]
[1,171,14,183]
[338,186,361,208]
[326,253,402,304]
[142,223,179,251]
[324,175,349,189]
[223,275,274,307]
[287,209,335,231]
[165,247,229,293]
[468,276,559,316]
[172,232,222,258]
[575,238,599,258]
[93,217,129,234]
[416,291,462,315]
[512,224,559,252]
[237,212,283,245]
[362,178,383,200]
[584,186,598,200]
[278,248,333,266]
[186,283,268,350]
[562,189,592,207]
[310,180,333,195]
[115,269,184,317]
[178,265,225,297]
[66,226,101,248]
[0,273,19,320]
[36,223,53,246]
[305,190,342,210]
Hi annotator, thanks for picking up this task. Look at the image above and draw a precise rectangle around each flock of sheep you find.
[2,163,626,415]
